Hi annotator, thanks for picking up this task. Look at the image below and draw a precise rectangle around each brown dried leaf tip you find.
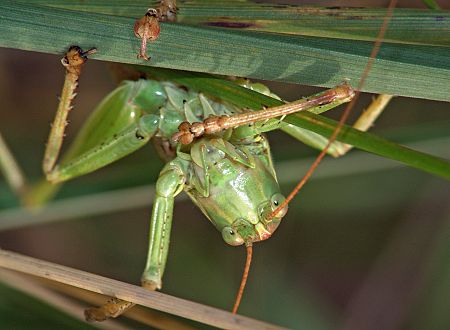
[134,9,161,61]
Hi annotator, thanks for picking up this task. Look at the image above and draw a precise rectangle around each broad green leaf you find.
[138,67,450,180]
[29,0,450,47]
[0,2,449,101]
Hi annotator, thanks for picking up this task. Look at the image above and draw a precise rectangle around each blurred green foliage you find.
[0,282,95,330]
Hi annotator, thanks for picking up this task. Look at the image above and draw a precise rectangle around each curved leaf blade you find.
[0,3,449,101]
[23,0,450,47]
[139,67,450,180]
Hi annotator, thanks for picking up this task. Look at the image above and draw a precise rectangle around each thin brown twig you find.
[0,249,286,330]
[32,276,197,330]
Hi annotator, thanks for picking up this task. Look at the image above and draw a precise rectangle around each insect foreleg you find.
[25,80,166,207]
[328,93,393,157]
[85,161,186,321]
[142,162,185,290]
[47,114,160,183]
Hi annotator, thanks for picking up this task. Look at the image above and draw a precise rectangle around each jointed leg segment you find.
[172,83,355,144]
[40,47,177,321]
[172,83,391,158]
[43,46,96,175]
[47,114,160,183]
[86,162,185,321]
[37,44,391,323]
[330,94,393,157]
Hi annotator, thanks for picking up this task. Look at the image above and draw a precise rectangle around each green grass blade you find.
[161,4,450,48]
[138,67,450,180]
[0,2,449,101]
[285,114,450,181]
[422,0,441,10]
[22,1,450,47]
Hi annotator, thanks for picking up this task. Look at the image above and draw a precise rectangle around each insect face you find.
[187,137,288,246]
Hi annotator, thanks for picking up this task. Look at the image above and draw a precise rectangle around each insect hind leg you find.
[43,46,96,175]
[330,94,393,157]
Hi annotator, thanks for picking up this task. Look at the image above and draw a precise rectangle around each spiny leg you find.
[25,79,166,207]
[171,82,391,158]
[37,79,164,320]
[86,162,185,321]
[38,80,166,320]
[172,83,355,144]
[282,93,393,157]
[42,46,96,175]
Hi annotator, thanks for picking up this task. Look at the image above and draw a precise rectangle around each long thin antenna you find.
[270,0,398,220]
[232,243,253,314]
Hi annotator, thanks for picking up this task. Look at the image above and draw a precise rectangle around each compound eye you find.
[271,193,285,209]
[271,193,288,217]
[221,226,244,246]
